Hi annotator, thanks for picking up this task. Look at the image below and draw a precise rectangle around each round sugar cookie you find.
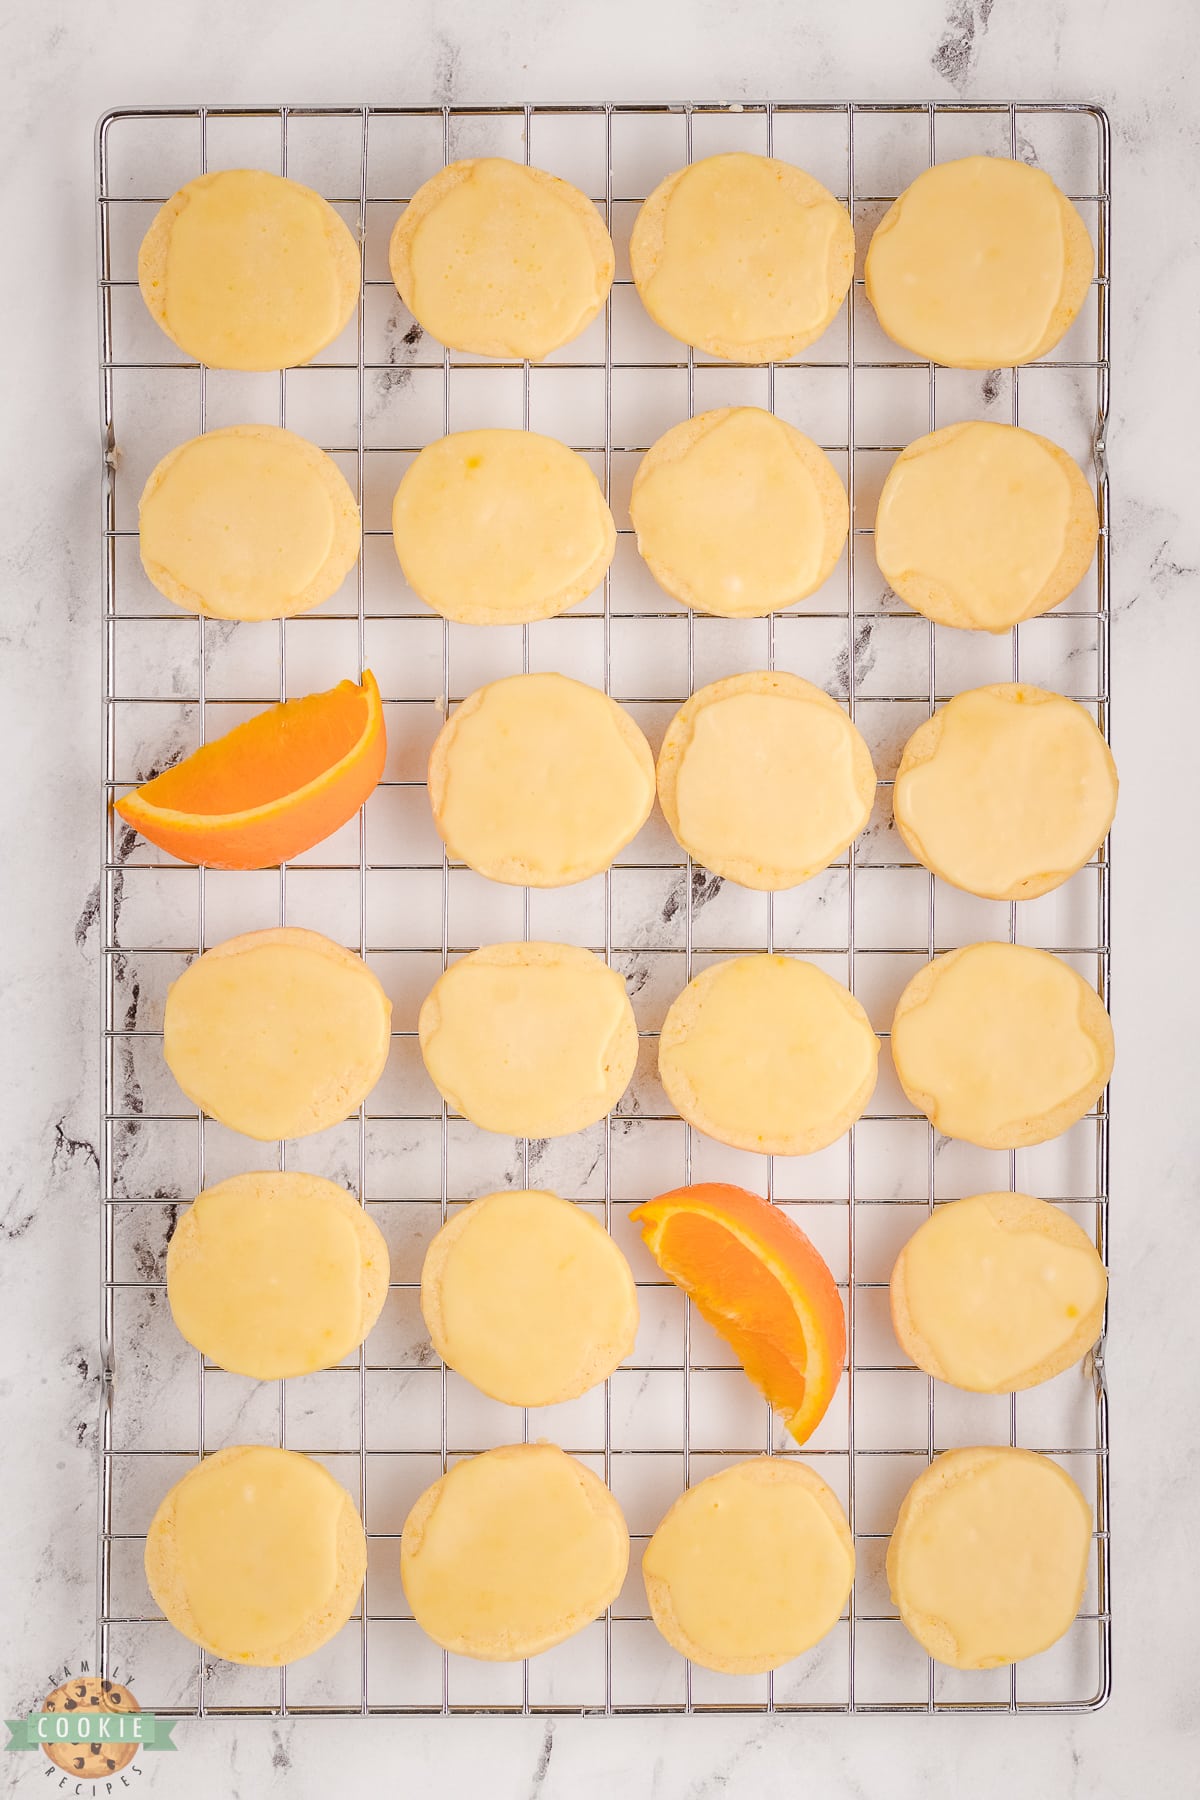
[138,169,360,370]
[893,684,1117,901]
[145,1445,366,1666]
[657,672,875,889]
[890,943,1113,1150]
[139,425,361,622]
[874,422,1098,633]
[400,1444,629,1660]
[428,673,654,885]
[658,955,879,1155]
[417,942,637,1138]
[644,1459,854,1674]
[163,927,392,1141]
[887,1447,1092,1668]
[389,158,614,360]
[421,1189,638,1405]
[630,153,855,361]
[392,428,616,625]
[630,408,849,617]
[890,1192,1107,1394]
[865,155,1094,367]
[167,1171,390,1380]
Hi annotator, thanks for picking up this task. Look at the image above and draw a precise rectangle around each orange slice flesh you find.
[632,1183,845,1444]
[116,672,386,869]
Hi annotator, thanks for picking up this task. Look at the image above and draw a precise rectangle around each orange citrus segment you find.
[116,671,386,869]
[631,1183,845,1444]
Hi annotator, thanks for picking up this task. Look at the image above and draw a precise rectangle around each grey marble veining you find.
[2,0,1199,1794]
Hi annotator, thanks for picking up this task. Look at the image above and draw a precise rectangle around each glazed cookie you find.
[874,422,1098,633]
[644,1459,855,1674]
[392,429,616,625]
[630,408,849,617]
[865,156,1094,367]
[139,425,361,622]
[658,955,879,1155]
[418,942,637,1138]
[421,1189,638,1405]
[145,1446,367,1666]
[163,927,392,1141]
[890,1192,1107,1393]
[893,684,1117,900]
[630,153,855,361]
[138,169,360,369]
[389,158,614,359]
[167,1172,390,1380]
[40,1678,140,1778]
[400,1444,629,1660]
[657,672,875,889]
[887,1447,1092,1668]
[428,673,654,885]
[890,943,1114,1149]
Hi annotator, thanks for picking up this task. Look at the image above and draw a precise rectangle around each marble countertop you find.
[3,0,1198,1793]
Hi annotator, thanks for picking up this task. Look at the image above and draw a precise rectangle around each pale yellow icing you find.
[140,169,359,370]
[660,673,875,888]
[888,1448,1092,1668]
[390,159,613,360]
[893,1193,1107,1392]
[429,673,654,885]
[630,409,848,617]
[157,1447,349,1661]
[417,943,637,1138]
[894,684,1117,900]
[392,428,615,625]
[139,426,359,622]
[632,154,853,359]
[874,423,1082,632]
[659,955,879,1154]
[644,1459,854,1674]
[400,1444,629,1660]
[890,943,1112,1148]
[421,1189,638,1406]
[167,1172,387,1379]
[163,927,392,1142]
[866,156,1079,367]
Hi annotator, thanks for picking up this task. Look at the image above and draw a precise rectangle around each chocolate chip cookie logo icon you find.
[5,1667,178,1785]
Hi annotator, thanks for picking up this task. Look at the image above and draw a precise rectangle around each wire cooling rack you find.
[95,100,1112,1717]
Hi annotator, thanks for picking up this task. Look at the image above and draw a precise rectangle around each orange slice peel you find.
[631,1182,846,1444]
[115,671,386,869]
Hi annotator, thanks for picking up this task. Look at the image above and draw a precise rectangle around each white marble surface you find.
[2,0,1199,1794]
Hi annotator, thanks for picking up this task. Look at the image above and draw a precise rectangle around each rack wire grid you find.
[95,99,1112,1717]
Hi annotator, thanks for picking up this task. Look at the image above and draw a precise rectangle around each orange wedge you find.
[631,1183,845,1444]
[116,672,386,869]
